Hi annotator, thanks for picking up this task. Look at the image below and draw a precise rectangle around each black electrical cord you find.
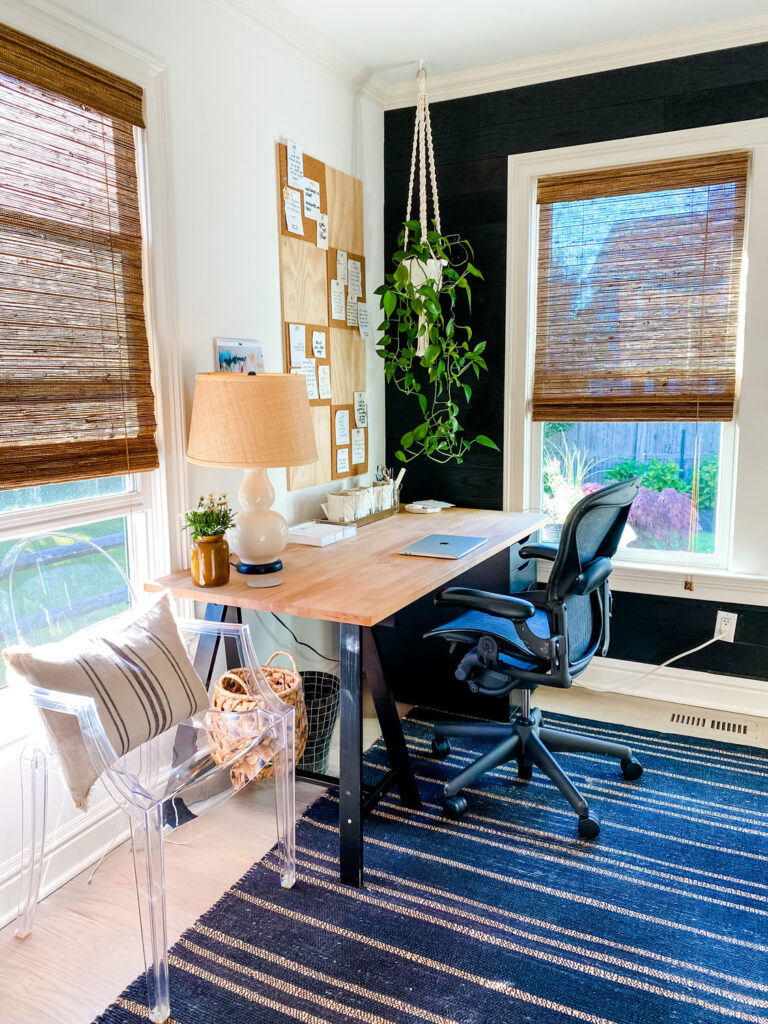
[270,612,339,663]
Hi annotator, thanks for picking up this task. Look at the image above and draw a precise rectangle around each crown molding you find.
[383,14,768,109]
[209,0,390,106]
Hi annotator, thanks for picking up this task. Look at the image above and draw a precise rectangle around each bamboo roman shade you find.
[0,23,157,490]
[532,151,748,422]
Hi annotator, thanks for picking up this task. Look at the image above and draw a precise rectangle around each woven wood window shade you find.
[532,152,748,423]
[0,23,157,491]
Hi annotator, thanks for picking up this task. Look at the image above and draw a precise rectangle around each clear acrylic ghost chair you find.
[0,532,295,1024]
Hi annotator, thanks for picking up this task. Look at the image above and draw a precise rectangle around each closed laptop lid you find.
[399,534,488,559]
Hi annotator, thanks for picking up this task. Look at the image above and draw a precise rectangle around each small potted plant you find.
[182,493,236,588]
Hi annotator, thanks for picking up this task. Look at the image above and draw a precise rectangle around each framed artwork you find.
[214,337,265,374]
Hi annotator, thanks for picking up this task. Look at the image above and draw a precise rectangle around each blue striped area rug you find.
[96,710,768,1024]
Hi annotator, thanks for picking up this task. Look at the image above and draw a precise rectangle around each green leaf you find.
[463,383,472,402]
[422,344,440,367]
[466,263,484,279]
[382,290,397,317]
[395,450,407,463]
[401,430,416,448]
[475,435,500,451]
[418,393,428,414]
[474,340,486,355]
[414,422,429,441]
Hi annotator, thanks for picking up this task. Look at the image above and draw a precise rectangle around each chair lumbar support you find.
[425,477,644,839]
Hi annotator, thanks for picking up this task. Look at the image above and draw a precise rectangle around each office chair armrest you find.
[572,557,613,595]
[436,587,536,621]
[518,542,558,561]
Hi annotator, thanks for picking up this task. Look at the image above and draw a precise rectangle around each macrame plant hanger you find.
[404,63,443,357]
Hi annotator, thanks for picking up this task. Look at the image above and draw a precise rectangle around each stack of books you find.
[288,521,357,547]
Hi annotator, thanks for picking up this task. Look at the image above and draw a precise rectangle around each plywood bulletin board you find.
[277,141,368,491]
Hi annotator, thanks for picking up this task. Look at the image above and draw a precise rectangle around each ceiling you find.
[263,0,768,88]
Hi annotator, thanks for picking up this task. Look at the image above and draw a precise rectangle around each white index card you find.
[354,391,368,428]
[300,358,318,400]
[318,363,332,399]
[336,250,348,285]
[357,301,370,341]
[286,140,304,189]
[312,330,327,358]
[303,177,320,220]
[289,323,306,366]
[334,408,350,446]
[317,212,329,250]
[348,259,362,298]
[336,448,350,475]
[351,428,366,465]
[346,294,358,328]
[283,187,303,235]
[330,279,345,320]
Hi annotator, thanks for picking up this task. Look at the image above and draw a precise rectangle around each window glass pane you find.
[0,476,132,515]
[0,516,130,684]
[541,422,720,556]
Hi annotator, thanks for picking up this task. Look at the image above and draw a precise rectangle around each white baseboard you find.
[577,657,768,719]
[0,795,129,931]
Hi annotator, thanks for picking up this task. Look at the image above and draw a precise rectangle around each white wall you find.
[0,0,384,925]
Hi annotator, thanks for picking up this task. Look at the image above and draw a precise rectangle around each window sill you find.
[536,560,768,606]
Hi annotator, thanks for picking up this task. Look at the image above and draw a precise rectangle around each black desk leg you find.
[194,603,243,686]
[338,622,363,887]
[362,627,421,810]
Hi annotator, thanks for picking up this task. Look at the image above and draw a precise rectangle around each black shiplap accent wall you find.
[382,43,768,689]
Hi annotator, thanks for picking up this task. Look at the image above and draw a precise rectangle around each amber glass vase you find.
[190,534,230,588]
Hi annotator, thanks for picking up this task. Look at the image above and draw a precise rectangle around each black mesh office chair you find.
[425,478,641,839]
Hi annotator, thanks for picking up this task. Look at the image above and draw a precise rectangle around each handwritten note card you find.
[303,178,320,221]
[286,140,304,189]
[351,428,366,465]
[346,294,358,328]
[336,250,348,285]
[318,363,332,400]
[283,187,303,235]
[348,259,361,298]
[354,391,367,428]
[334,408,350,446]
[336,448,350,475]
[317,212,329,250]
[312,330,326,358]
[357,302,370,341]
[289,323,306,367]
[330,279,345,321]
[300,358,318,400]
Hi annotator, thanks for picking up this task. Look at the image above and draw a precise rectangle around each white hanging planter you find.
[402,65,447,356]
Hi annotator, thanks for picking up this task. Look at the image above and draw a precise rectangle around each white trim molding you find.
[577,656,768,721]
[383,14,768,109]
[505,119,768,597]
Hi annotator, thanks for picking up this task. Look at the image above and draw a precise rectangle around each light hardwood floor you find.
[0,715,382,1024]
[1,687,752,1023]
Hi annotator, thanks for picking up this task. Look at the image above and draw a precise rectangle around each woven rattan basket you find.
[209,651,308,791]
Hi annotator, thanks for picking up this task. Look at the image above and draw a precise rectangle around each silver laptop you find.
[399,534,488,559]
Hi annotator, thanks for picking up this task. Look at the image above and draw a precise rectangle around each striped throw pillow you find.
[4,592,209,807]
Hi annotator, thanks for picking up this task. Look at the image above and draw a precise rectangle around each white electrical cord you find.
[576,626,729,695]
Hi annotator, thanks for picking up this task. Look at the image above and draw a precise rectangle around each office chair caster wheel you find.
[578,813,600,839]
[431,736,451,759]
[443,795,468,820]
[621,756,643,781]
[517,762,533,781]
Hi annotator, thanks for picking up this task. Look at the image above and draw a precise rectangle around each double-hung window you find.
[529,152,747,567]
[0,23,160,674]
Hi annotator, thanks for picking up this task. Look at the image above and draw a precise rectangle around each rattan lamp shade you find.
[187,374,317,468]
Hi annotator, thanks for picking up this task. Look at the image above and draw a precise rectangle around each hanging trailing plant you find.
[375,65,497,465]
[375,222,496,463]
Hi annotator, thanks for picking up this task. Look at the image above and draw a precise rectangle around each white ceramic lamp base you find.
[234,468,288,574]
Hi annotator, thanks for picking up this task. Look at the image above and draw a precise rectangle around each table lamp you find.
[186,373,318,573]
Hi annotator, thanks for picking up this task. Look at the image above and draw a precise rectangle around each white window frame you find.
[504,118,768,605]
[0,5,187,738]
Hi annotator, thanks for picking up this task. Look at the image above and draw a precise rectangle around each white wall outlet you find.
[715,610,738,643]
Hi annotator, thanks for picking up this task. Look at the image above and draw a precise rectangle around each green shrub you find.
[640,459,689,493]
[603,458,645,484]
[696,456,719,509]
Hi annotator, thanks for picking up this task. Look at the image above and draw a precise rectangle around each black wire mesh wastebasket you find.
[297,670,340,774]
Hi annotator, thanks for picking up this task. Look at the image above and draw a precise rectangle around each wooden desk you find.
[147,508,548,885]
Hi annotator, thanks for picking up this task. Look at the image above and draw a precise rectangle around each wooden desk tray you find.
[319,505,399,528]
